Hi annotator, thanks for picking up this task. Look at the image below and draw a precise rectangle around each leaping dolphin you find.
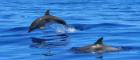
[28,10,68,32]
[71,37,122,53]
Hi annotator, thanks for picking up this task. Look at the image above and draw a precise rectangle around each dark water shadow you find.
[30,34,69,56]
[60,52,104,60]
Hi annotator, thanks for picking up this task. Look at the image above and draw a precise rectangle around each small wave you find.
[4,23,134,33]
[92,23,133,27]
[71,23,134,31]
[0,13,17,19]
[48,2,88,5]
[6,26,28,32]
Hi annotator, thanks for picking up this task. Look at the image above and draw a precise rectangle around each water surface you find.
[0,0,140,60]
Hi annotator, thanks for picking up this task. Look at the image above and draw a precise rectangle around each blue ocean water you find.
[0,0,140,60]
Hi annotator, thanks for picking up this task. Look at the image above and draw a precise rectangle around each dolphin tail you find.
[94,37,104,45]
[54,19,68,26]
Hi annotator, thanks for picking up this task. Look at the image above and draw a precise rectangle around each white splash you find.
[66,26,77,33]
[55,26,77,33]
[48,23,78,33]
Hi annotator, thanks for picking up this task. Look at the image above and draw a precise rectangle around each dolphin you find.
[28,10,68,32]
[71,37,122,53]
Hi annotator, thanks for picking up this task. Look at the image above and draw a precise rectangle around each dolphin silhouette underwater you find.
[71,37,122,53]
[28,10,68,32]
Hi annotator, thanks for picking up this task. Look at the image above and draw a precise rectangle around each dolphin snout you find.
[28,29,32,33]
[28,27,36,33]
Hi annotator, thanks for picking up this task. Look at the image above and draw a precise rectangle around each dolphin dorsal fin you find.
[45,10,50,15]
[94,37,104,45]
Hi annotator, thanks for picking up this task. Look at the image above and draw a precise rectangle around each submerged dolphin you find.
[28,10,68,32]
[71,37,122,53]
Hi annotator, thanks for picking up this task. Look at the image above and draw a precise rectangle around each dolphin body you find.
[71,37,122,53]
[28,10,68,32]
